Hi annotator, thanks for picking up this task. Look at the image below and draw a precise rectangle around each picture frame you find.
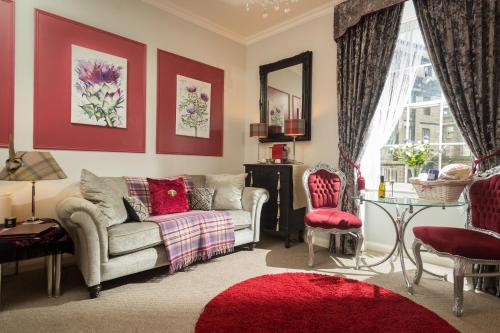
[292,95,302,119]
[156,49,224,156]
[33,10,146,152]
[267,86,289,134]
[0,0,15,147]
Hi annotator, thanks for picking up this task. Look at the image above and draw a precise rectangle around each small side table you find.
[0,219,73,304]
[353,193,465,293]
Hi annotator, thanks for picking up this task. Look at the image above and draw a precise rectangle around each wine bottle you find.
[378,175,386,198]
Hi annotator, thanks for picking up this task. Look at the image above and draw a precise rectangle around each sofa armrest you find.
[56,197,109,287]
[242,187,269,243]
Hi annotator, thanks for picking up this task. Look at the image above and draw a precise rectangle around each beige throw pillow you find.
[80,169,128,226]
[206,174,246,210]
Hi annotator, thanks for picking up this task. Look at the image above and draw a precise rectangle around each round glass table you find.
[353,192,466,293]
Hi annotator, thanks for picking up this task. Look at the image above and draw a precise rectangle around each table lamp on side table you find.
[250,123,268,163]
[0,136,67,223]
[284,118,305,164]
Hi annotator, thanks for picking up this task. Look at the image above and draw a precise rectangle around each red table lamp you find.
[250,123,268,162]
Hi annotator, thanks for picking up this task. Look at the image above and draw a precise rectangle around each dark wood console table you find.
[244,163,307,248]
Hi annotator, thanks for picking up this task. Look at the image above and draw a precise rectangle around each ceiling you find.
[142,0,336,44]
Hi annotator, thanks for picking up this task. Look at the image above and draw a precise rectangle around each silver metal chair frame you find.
[412,165,500,317]
[302,163,364,269]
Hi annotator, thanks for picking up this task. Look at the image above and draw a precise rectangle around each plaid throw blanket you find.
[147,211,234,273]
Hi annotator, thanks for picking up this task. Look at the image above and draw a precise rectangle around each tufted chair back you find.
[303,164,346,212]
[467,170,500,234]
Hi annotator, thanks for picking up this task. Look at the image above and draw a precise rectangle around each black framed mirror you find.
[259,51,312,142]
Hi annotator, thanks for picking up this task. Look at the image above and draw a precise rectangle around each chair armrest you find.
[56,197,109,287]
[242,187,269,243]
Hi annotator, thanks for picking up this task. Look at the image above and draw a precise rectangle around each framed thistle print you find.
[175,75,211,138]
[0,0,14,147]
[292,95,302,119]
[71,45,128,128]
[267,86,289,134]
[34,10,146,152]
[157,49,224,156]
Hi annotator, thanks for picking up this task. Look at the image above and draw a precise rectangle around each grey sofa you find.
[56,174,269,298]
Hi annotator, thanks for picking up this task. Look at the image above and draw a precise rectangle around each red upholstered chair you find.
[302,163,363,269]
[412,166,500,317]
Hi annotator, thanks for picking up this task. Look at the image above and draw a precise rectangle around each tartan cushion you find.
[124,175,193,214]
[123,196,149,222]
[190,187,215,210]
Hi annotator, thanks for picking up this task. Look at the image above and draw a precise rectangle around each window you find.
[422,128,430,142]
[375,2,473,184]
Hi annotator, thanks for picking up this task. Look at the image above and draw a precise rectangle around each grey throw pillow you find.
[123,196,149,221]
[80,169,128,226]
[206,174,246,210]
[190,187,215,211]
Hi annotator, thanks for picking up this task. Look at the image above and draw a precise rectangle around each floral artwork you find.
[71,45,127,128]
[267,86,289,132]
[176,75,211,138]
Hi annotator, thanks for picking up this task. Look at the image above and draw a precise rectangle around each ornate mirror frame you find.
[259,51,312,143]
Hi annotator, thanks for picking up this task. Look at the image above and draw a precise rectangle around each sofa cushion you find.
[123,196,149,222]
[108,222,162,256]
[148,178,189,215]
[80,169,129,226]
[190,187,215,210]
[206,174,246,210]
[227,210,251,231]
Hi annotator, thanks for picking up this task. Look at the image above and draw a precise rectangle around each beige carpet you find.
[0,236,499,333]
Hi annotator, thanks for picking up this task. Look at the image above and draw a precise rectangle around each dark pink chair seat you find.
[413,226,500,261]
[305,210,362,230]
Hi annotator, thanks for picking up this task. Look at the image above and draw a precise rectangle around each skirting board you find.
[313,234,454,269]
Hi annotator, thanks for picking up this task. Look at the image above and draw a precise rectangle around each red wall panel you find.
[156,49,224,156]
[34,10,146,152]
[0,0,14,147]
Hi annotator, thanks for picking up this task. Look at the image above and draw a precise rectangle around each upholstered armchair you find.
[412,166,500,316]
[302,163,364,269]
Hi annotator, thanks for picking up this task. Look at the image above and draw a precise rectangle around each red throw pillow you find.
[147,178,189,215]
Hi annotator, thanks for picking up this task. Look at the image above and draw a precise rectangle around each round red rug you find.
[196,273,458,333]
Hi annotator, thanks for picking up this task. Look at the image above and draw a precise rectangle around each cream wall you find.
[0,1,466,258]
[0,0,247,220]
[244,12,338,166]
[242,10,466,255]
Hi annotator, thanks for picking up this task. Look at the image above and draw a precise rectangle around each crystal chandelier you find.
[245,0,300,19]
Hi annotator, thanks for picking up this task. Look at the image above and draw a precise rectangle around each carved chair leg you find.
[453,258,466,317]
[89,284,102,299]
[412,239,423,285]
[307,228,314,267]
[354,231,364,270]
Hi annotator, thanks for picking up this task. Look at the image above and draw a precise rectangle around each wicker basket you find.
[409,178,471,203]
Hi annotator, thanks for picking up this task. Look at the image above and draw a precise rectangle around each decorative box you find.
[272,144,288,161]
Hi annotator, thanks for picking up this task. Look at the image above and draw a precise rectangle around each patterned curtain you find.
[336,4,404,213]
[413,0,500,296]
[413,0,500,170]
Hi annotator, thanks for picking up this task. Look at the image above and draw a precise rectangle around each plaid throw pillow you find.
[123,196,149,222]
[190,187,215,211]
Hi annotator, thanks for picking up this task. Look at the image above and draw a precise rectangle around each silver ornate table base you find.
[358,200,448,293]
